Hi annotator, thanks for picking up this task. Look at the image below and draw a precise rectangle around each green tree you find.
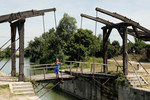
[56,13,77,46]
[4,47,11,58]
[25,13,78,64]
[111,40,120,56]
[25,36,43,62]
[134,41,146,54]
[65,29,97,61]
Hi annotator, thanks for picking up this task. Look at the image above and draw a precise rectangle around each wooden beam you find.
[103,28,112,73]
[96,7,150,35]
[10,22,17,77]
[122,27,128,75]
[81,14,114,26]
[132,26,139,38]
[0,8,56,23]
[18,19,25,81]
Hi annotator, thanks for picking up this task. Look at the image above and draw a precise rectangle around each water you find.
[0,58,79,100]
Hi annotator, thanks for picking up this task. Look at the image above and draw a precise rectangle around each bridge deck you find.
[28,71,116,83]
[65,71,116,79]
[28,72,74,82]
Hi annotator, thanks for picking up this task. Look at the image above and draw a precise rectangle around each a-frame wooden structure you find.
[81,7,150,75]
[0,8,56,81]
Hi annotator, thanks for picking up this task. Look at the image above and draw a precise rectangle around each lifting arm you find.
[0,8,56,23]
[95,7,150,35]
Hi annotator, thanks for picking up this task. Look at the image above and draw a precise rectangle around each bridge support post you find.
[122,27,128,75]
[102,28,112,73]
[10,22,17,77]
[18,19,25,81]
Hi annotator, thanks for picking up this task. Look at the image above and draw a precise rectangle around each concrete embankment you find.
[0,72,41,100]
[58,77,150,100]
[58,77,118,100]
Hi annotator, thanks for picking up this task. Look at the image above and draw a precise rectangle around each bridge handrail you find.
[27,65,71,71]
[25,63,54,67]
[65,61,116,66]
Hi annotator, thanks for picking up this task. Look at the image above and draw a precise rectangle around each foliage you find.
[24,12,150,64]
[25,36,44,63]
[25,13,77,64]
[111,40,120,56]
[64,29,99,61]
[134,41,146,54]
[0,47,11,58]
[56,13,77,47]
[86,57,103,63]
[108,71,125,85]
[146,44,150,60]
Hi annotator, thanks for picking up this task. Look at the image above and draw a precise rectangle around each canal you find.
[0,58,80,100]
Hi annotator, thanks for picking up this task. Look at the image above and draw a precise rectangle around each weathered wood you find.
[96,7,150,34]
[65,71,116,79]
[81,13,150,41]
[81,63,84,73]
[28,73,75,82]
[93,63,95,74]
[132,26,139,38]
[18,19,25,81]
[10,22,17,77]
[122,27,128,75]
[70,62,72,75]
[103,28,112,73]
[0,8,56,23]
[81,14,113,26]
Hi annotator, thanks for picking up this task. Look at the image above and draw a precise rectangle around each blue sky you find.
[0,0,150,48]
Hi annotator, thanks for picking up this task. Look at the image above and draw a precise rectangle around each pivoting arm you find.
[95,7,150,34]
[0,8,56,23]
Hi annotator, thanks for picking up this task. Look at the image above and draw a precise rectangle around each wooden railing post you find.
[70,62,72,75]
[81,63,83,73]
[90,63,93,72]
[43,68,46,79]
[34,67,36,75]
[117,65,119,72]
[30,70,31,80]
[46,65,48,74]
[93,63,95,74]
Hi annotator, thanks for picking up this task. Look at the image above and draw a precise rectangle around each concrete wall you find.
[118,86,150,100]
[58,77,150,100]
[58,77,117,100]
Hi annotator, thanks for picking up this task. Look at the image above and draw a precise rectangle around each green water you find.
[0,58,80,100]
[35,84,79,100]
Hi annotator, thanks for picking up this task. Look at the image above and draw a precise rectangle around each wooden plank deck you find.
[28,73,75,82]
[65,71,116,79]
[28,71,116,83]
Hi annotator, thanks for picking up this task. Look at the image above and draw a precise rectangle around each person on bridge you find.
[54,59,61,78]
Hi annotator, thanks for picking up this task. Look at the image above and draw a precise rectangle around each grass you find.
[0,85,9,89]
[86,57,103,63]
[110,54,149,62]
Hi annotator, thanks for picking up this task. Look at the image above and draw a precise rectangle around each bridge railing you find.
[65,61,119,74]
[26,61,119,80]
[26,64,72,80]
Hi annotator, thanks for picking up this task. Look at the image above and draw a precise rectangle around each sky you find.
[0,0,150,48]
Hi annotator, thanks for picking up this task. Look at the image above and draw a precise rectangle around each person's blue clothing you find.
[54,63,59,74]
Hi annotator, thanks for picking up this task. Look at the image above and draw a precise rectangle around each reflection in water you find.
[35,84,80,100]
[0,58,80,100]
[0,58,30,76]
